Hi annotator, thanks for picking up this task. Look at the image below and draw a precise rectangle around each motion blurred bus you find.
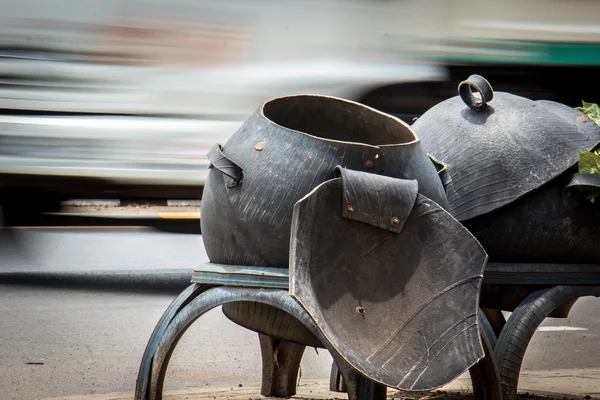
[0,0,598,220]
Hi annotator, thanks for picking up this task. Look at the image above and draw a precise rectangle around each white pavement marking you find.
[537,326,588,332]
[62,199,121,207]
[167,200,202,206]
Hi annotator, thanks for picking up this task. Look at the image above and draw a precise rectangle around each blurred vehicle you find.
[0,0,445,220]
[2,0,600,221]
[365,0,600,115]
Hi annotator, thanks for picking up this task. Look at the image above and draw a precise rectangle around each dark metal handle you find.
[458,74,494,111]
[207,144,243,187]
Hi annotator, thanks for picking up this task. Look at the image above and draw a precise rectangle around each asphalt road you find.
[0,221,599,399]
[0,223,334,400]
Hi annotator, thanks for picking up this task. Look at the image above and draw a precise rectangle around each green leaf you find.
[575,101,600,126]
[578,151,600,203]
[576,103,600,203]
[586,189,600,203]
[579,151,600,174]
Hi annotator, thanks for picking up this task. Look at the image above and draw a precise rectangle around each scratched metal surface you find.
[290,176,487,391]
[413,91,600,221]
[200,94,445,269]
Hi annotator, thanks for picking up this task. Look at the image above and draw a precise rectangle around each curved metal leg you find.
[469,311,502,400]
[258,334,306,397]
[141,286,364,400]
[494,285,600,400]
[481,308,506,339]
[135,283,212,400]
[329,361,347,392]
[354,375,386,400]
[328,360,386,400]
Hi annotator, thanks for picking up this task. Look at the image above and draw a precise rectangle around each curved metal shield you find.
[290,167,488,390]
[412,75,600,221]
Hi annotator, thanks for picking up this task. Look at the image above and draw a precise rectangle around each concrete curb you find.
[36,379,458,400]
[37,380,345,400]
[0,269,193,294]
[37,375,600,400]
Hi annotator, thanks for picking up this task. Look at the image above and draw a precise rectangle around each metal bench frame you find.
[476,263,600,400]
[134,263,502,400]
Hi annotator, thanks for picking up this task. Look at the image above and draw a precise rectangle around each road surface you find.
[0,219,599,399]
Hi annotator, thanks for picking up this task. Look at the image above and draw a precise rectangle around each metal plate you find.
[290,175,488,390]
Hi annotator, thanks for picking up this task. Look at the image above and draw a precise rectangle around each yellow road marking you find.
[157,212,201,219]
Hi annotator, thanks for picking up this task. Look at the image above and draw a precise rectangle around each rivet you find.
[346,205,355,214]
[254,141,265,151]
[390,216,400,227]
[364,160,374,169]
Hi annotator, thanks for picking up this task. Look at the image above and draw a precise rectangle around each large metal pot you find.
[413,75,600,262]
[201,94,447,268]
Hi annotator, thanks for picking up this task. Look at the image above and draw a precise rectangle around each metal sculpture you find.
[197,93,493,391]
[133,91,510,400]
[134,272,503,400]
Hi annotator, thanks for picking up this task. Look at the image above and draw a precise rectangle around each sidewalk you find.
[38,369,600,400]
